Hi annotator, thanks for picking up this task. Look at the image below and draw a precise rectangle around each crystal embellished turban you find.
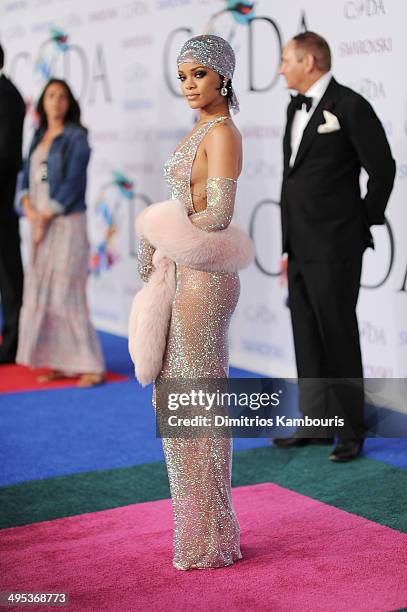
[177,34,240,114]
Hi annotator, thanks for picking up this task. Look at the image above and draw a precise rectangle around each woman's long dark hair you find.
[36,78,86,132]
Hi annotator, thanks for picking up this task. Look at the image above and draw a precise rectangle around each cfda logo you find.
[344,0,386,19]
[10,27,112,104]
[90,172,135,276]
[205,1,255,33]
[35,28,69,82]
[163,1,305,98]
[90,171,152,274]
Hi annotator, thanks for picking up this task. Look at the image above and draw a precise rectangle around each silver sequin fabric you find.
[176,34,240,115]
[149,116,242,570]
[137,237,155,282]
[177,35,235,82]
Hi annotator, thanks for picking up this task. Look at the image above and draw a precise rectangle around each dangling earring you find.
[220,78,228,97]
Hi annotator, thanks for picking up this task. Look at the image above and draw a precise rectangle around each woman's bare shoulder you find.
[204,119,242,178]
[205,118,241,151]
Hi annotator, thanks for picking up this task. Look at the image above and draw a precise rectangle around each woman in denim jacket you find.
[16,79,105,386]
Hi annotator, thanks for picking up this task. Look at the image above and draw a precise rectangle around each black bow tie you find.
[290,93,313,112]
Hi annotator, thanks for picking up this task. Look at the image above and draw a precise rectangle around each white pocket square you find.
[317,110,341,134]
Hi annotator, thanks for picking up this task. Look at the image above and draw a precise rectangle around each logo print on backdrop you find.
[360,321,387,346]
[31,27,112,102]
[121,1,150,18]
[347,78,386,101]
[15,30,68,138]
[244,304,277,325]
[206,0,285,92]
[361,218,396,290]
[249,199,282,278]
[204,1,254,54]
[339,38,392,57]
[164,3,309,97]
[90,172,135,276]
[344,0,386,19]
[164,1,255,97]
[35,28,69,82]
[205,1,255,33]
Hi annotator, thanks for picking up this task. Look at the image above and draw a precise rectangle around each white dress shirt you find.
[289,71,332,167]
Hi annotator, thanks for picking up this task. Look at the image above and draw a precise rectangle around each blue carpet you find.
[97,330,134,376]
[0,380,161,486]
[0,375,269,486]
[1,329,405,486]
[363,438,407,470]
[1,374,406,486]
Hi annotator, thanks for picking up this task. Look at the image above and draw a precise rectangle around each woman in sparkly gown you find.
[138,35,244,570]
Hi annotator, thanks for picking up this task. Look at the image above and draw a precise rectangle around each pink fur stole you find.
[129,199,254,386]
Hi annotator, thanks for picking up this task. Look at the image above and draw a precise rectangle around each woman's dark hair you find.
[217,74,234,106]
[36,78,86,131]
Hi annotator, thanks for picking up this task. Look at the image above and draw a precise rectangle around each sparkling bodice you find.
[163,116,229,216]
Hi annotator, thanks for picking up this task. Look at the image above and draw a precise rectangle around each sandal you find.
[77,373,105,388]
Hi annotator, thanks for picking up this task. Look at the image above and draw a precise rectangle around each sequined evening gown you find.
[138,116,242,570]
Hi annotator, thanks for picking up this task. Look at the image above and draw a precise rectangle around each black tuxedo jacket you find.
[280,77,396,261]
[0,74,25,183]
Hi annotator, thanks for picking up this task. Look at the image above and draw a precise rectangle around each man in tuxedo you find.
[0,43,25,363]
[273,32,395,461]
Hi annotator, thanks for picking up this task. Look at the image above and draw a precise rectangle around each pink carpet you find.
[0,365,127,394]
[1,482,406,611]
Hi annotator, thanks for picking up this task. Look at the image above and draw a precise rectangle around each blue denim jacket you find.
[19,123,91,215]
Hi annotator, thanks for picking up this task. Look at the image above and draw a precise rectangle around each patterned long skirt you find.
[16,212,105,374]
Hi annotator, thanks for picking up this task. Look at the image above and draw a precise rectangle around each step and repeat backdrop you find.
[1,0,406,378]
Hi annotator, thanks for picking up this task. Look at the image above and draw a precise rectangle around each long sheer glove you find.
[190,177,237,232]
[137,237,156,282]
